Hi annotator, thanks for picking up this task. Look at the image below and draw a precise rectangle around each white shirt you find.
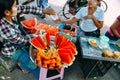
[75,6,104,32]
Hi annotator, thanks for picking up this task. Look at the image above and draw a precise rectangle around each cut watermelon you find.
[46,27,59,36]
[58,52,72,65]
[44,33,51,47]
[60,46,77,55]
[35,23,51,31]
[36,35,46,49]
[58,35,69,48]
[30,38,44,49]
[21,18,37,29]
[56,34,64,47]
[54,33,59,47]
[58,49,74,60]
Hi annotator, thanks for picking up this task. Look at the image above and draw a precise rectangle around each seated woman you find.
[105,15,120,40]
[0,0,55,80]
[56,0,104,37]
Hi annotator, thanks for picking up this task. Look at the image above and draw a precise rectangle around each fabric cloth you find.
[0,5,42,79]
[75,6,104,32]
[0,18,29,56]
[36,0,49,9]
[106,15,120,40]
[105,31,118,40]
[18,5,43,15]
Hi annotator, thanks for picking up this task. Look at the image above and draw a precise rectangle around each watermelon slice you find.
[44,33,51,47]
[36,35,46,49]
[58,35,69,48]
[56,34,64,47]
[58,52,72,65]
[30,38,44,49]
[21,18,37,29]
[35,23,51,31]
[54,33,59,47]
[46,27,59,36]
[60,46,77,55]
[58,49,74,60]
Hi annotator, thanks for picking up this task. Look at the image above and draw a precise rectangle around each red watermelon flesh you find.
[54,33,59,47]
[36,35,46,49]
[46,27,59,36]
[58,36,70,48]
[56,34,64,47]
[58,52,72,65]
[58,49,74,60]
[61,40,76,49]
[60,46,77,55]
[30,38,44,49]
[31,28,37,34]
[45,33,51,47]
[35,23,51,31]
[21,18,37,29]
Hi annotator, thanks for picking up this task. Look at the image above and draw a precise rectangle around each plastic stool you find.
[39,67,64,80]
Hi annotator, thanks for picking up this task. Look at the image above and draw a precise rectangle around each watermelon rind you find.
[21,18,37,29]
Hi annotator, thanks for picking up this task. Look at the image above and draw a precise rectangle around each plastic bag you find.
[0,53,16,72]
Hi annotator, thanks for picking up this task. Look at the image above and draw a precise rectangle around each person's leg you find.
[105,31,118,40]
[11,49,40,80]
[19,63,40,80]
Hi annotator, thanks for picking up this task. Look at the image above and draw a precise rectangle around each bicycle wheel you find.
[62,1,74,19]
[99,0,108,12]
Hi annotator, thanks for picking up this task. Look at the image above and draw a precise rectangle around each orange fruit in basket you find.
[89,40,98,47]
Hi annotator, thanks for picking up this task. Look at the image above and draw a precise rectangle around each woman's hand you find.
[43,8,56,15]
[84,15,93,19]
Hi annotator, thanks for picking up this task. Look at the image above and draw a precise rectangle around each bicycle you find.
[62,0,108,19]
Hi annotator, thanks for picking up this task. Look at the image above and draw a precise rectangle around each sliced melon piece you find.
[58,49,74,60]
[30,38,44,49]
[21,18,37,29]
[44,33,51,47]
[36,35,46,49]
[60,46,77,55]
[58,52,72,65]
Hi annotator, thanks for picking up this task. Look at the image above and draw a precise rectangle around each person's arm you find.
[1,25,29,45]
[55,7,82,24]
[84,15,103,29]
[61,17,78,24]
[110,19,120,38]
[90,15,103,29]
[17,5,55,15]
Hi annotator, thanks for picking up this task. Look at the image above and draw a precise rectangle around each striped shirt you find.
[0,5,42,57]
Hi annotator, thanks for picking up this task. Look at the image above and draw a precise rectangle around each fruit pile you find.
[21,18,60,35]
[30,33,77,69]
[21,18,76,36]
